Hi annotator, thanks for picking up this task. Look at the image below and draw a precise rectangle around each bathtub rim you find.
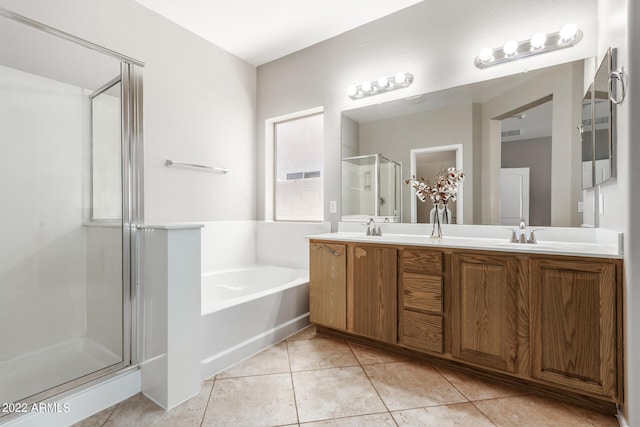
[201,264,309,315]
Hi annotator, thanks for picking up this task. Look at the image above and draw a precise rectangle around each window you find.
[274,112,324,221]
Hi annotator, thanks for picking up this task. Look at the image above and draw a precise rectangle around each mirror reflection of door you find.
[500,100,552,226]
[415,151,457,223]
[410,144,462,224]
[500,168,530,225]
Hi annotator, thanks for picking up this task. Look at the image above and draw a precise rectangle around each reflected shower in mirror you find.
[341,154,402,222]
[341,59,590,227]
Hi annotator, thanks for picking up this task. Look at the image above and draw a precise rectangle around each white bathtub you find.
[201,265,309,314]
[200,264,310,379]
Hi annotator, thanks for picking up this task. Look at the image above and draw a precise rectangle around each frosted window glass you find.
[274,112,324,221]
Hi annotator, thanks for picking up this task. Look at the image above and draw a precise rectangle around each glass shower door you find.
[0,11,139,408]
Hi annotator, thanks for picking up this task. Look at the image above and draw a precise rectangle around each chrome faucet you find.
[518,220,527,243]
[366,218,381,236]
[508,220,540,244]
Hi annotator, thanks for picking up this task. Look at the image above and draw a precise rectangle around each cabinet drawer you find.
[403,273,443,313]
[402,249,443,274]
[402,310,443,353]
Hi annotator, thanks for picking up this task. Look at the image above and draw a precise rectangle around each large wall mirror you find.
[341,59,591,227]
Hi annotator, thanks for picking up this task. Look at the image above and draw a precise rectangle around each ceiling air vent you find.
[501,129,524,138]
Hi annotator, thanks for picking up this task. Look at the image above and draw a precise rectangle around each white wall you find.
[257,0,597,229]
[0,65,87,360]
[593,0,638,424]
[626,2,640,425]
[0,0,257,223]
[199,220,331,272]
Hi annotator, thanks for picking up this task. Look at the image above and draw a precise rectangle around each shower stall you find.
[341,154,402,222]
[0,9,143,412]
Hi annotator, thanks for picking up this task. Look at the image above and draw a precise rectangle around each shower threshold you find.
[0,337,121,405]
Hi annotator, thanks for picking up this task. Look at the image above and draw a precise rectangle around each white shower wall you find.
[0,64,123,365]
[0,65,88,361]
[86,226,122,357]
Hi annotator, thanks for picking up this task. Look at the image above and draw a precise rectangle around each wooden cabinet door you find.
[309,242,346,330]
[349,245,398,343]
[451,252,518,372]
[530,258,617,398]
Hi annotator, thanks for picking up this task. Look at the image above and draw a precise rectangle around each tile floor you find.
[75,326,620,426]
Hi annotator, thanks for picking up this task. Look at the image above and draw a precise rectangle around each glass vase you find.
[431,202,443,239]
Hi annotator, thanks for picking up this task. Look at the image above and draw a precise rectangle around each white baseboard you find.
[201,313,309,380]
[1,368,140,427]
[617,407,628,427]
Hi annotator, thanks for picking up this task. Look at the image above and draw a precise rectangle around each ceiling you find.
[133,0,423,66]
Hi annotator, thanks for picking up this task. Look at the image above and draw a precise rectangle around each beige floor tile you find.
[103,381,213,426]
[202,373,297,426]
[292,366,387,423]
[301,412,396,426]
[288,337,358,371]
[393,402,496,426]
[435,366,526,401]
[287,325,318,341]
[474,395,597,427]
[72,404,117,426]
[348,342,409,365]
[217,341,290,379]
[364,361,467,411]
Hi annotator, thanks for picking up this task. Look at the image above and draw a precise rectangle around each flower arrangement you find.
[404,167,465,204]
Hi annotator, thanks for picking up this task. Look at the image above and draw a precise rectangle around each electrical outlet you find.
[577,201,584,213]
[329,200,337,214]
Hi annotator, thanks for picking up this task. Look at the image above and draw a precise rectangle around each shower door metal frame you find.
[0,6,144,412]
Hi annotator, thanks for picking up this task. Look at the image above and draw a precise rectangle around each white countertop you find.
[307,223,623,259]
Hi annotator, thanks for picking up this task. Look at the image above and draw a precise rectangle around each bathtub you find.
[200,264,310,379]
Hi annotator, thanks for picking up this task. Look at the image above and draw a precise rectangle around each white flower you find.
[405,168,465,204]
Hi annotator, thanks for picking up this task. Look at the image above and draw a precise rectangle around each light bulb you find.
[394,72,406,85]
[478,46,494,63]
[362,80,373,92]
[559,23,577,42]
[503,40,518,56]
[530,32,547,50]
[347,85,357,97]
[377,76,389,88]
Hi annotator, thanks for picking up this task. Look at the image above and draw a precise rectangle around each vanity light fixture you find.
[347,72,413,99]
[474,24,583,69]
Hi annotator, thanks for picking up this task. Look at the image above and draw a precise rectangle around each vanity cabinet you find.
[308,238,622,410]
[309,242,347,330]
[451,252,518,372]
[530,257,619,399]
[348,244,397,343]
